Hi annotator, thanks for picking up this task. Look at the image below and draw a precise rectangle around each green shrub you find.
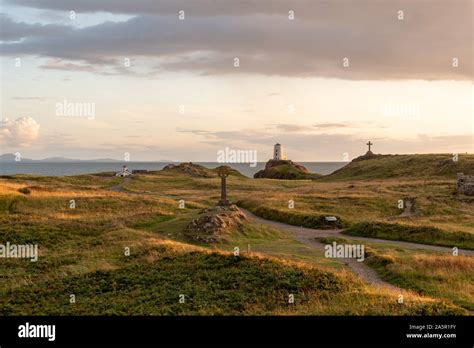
[238,201,346,229]
[18,187,31,195]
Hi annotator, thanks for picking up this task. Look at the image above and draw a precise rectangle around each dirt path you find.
[240,208,474,257]
[291,229,399,290]
[240,208,400,289]
[240,208,474,293]
[108,177,131,192]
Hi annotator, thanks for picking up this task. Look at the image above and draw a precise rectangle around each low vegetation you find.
[0,155,472,315]
[344,222,474,250]
[238,200,345,229]
[363,246,474,310]
[0,237,465,315]
[161,163,244,178]
[322,154,474,181]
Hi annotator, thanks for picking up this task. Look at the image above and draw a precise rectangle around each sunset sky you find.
[1,0,472,161]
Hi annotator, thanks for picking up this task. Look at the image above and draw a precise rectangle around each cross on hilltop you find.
[366,141,373,152]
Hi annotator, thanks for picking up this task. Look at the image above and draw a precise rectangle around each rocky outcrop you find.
[254,160,316,180]
[184,205,247,243]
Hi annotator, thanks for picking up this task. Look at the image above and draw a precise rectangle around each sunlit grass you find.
[0,169,472,315]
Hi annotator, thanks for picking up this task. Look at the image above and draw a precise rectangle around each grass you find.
[0,245,344,315]
[322,153,474,181]
[0,163,472,316]
[225,178,474,235]
[363,246,474,310]
[238,200,345,229]
[0,240,466,315]
[216,222,344,270]
[344,222,474,250]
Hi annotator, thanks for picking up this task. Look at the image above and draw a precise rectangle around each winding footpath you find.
[240,208,474,291]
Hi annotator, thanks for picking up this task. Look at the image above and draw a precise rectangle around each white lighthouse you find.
[273,143,287,161]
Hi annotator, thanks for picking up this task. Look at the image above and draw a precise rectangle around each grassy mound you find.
[343,222,474,250]
[161,163,243,178]
[0,248,343,315]
[322,154,474,181]
[0,244,465,315]
[161,162,217,178]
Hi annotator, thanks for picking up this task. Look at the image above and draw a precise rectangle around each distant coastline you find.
[0,162,347,178]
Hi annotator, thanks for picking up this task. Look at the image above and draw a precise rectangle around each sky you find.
[0,0,472,161]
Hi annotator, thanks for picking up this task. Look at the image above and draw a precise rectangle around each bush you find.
[237,201,346,229]
[18,187,31,195]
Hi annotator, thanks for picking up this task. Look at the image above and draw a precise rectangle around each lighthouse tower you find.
[273,143,287,160]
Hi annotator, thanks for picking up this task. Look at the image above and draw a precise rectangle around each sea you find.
[0,162,347,178]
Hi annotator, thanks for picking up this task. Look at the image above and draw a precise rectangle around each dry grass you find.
[365,248,474,310]
[0,172,471,315]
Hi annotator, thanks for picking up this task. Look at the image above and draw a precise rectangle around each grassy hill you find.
[1,239,465,315]
[0,174,468,315]
[321,154,474,181]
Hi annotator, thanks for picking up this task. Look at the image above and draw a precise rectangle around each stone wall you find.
[456,173,474,195]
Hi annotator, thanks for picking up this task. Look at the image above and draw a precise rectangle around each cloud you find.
[40,59,98,72]
[313,123,349,129]
[0,13,72,41]
[0,116,40,147]
[177,125,473,159]
[262,123,352,133]
[1,0,472,80]
[273,124,308,133]
[11,96,50,101]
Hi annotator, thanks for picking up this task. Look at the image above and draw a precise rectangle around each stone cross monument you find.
[366,141,373,152]
[366,141,373,155]
[217,167,231,206]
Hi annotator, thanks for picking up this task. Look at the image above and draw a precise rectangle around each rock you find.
[254,160,318,180]
[184,205,247,243]
[265,160,308,172]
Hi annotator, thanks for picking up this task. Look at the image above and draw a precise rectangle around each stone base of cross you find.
[217,198,231,206]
